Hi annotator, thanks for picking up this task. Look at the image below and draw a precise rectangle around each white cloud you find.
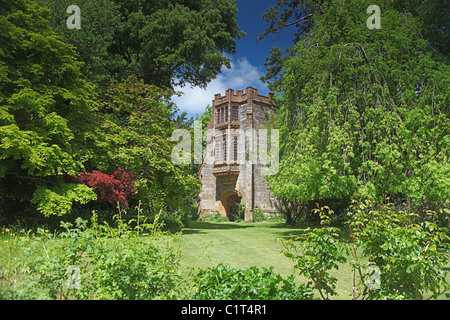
[172,57,268,117]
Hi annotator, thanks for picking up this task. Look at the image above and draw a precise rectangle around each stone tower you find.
[198,87,278,221]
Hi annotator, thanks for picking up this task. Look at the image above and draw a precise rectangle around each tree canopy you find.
[0,0,99,217]
[0,0,231,220]
[36,0,245,88]
[259,0,449,90]
[267,0,449,219]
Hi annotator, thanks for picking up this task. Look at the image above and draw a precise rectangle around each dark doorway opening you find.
[226,193,241,221]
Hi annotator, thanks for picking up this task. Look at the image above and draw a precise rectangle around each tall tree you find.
[0,0,98,217]
[259,0,449,90]
[37,0,245,88]
[86,76,200,213]
[268,0,449,219]
[35,0,125,86]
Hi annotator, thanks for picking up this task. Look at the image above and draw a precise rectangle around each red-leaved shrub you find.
[76,168,136,209]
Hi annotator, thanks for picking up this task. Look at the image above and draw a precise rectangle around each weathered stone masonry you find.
[198,87,278,222]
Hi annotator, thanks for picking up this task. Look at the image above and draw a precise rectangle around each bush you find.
[282,200,450,300]
[204,212,229,222]
[75,168,136,210]
[159,214,185,233]
[232,203,246,222]
[282,206,347,299]
[190,264,313,300]
[347,200,450,300]
[252,208,265,222]
[1,212,183,300]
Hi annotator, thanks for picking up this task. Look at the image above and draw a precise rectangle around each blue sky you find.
[172,0,294,118]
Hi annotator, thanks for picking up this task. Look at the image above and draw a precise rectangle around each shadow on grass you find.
[270,221,352,243]
[181,221,252,235]
[182,220,352,243]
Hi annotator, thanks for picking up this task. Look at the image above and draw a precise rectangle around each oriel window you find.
[232,106,239,122]
[233,137,238,162]
[225,106,228,122]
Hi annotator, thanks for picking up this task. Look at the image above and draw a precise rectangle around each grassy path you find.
[179,221,301,276]
[180,221,355,298]
[179,220,450,299]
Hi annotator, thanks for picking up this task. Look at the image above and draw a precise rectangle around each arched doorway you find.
[218,190,242,221]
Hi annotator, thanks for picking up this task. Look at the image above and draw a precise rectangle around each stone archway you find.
[218,190,242,221]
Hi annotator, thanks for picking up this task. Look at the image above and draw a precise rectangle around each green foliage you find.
[252,208,265,222]
[1,211,183,300]
[0,0,99,217]
[86,76,200,214]
[37,0,245,88]
[347,200,450,299]
[204,212,230,223]
[191,263,313,300]
[268,0,449,208]
[234,203,246,222]
[276,198,307,225]
[259,0,449,89]
[282,206,347,299]
[35,0,124,86]
[158,213,185,233]
[31,184,96,217]
[282,201,450,300]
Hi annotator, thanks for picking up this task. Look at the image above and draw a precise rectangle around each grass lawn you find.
[179,220,357,299]
[1,219,448,299]
[180,220,450,300]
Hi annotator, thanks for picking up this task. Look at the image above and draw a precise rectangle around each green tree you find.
[0,0,98,217]
[38,0,245,88]
[35,0,125,86]
[86,76,200,214]
[268,0,449,216]
[259,0,449,89]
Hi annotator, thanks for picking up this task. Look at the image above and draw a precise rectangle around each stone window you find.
[233,137,238,162]
[223,137,227,162]
[225,106,228,123]
[232,106,239,122]
[215,140,220,163]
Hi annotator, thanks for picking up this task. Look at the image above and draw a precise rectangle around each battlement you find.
[213,87,274,107]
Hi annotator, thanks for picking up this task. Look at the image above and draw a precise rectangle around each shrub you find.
[347,200,450,300]
[204,212,229,222]
[190,264,313,300]
[233,203,246,222]
[282,206,347,299]
[2,211,182,300]
[282,200,450,300]
[252,208,265,222]
[159,214,185,233]
[75,168,136,209]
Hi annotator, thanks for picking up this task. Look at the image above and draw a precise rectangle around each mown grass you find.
[179,221,357,298]
[179,220,450,299]
[1,220,449,299]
